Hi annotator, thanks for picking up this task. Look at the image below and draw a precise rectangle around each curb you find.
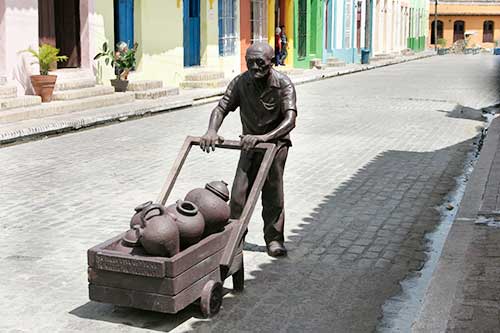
[412,115,500,332]
[0,52,435,146]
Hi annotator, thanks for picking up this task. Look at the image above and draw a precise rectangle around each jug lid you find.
[205,180,230,202]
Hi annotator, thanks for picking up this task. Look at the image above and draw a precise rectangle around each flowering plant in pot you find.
[94,41,138,92]
[20,44,68,102]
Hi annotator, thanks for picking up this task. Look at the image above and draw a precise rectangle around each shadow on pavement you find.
[70,138,476,333]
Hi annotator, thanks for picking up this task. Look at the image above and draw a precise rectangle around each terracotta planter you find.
[110,79,129,92]
[30,75,57,102]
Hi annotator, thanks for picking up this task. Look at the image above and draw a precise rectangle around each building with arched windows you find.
[428,0,500,49]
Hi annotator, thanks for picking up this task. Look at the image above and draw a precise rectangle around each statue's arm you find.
[261,110,296,142]
[200,77,240,152]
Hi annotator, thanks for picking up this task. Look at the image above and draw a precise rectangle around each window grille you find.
[251,0,268,43]
[218,0,237,56]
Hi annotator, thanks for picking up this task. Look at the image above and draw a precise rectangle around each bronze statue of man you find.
[200,42,297,257]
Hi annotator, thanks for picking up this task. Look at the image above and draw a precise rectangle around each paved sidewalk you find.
[0,51,435,145]
[414,114,500,332]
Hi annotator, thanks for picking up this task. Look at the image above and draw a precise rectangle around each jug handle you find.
[140,203,166,224]
[134,200,153,212]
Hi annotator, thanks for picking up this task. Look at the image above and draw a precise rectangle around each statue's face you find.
[246,48,273,80]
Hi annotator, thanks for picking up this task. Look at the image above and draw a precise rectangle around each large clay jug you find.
[166,200,205,248]
[130,201,153,228]
[185,180,230,236]
[139,204,180,257]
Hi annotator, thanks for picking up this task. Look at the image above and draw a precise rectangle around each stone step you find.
[0,92,135,123]
[0,95,42,110]
[0,76,7,85]
[52,85,114,101]
[0,85,17,98]
[179,78,229,89]
[54,77,96,91]
[326,58,346,67]
[184,71,224,81]
[372,54,394,60]
[127,80,163,91]
[134,87,179,100]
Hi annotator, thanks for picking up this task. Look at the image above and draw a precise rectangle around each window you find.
[483,20,494,43]
[218,0,237,56]
[453,20,465,42]
[430,20,443,44]
[250,0,268,43]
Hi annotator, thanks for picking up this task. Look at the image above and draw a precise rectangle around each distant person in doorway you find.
[279,25,288,65]
[274,27,282,66]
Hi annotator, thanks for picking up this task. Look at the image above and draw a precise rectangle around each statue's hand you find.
[200,130,224,153]
[239,134,267,151]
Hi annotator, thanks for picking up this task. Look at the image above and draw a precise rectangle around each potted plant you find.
[94,41,138,92]
[437,38,447,55]
[19,44,68,102]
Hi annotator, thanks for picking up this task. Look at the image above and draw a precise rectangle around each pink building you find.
[0,0,96,94]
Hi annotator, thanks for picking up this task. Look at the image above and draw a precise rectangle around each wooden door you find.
[114,0,134,48]
[54,0,81,68]
[183,0,201,67]
[39,0,56,47]
[453,20,465,43]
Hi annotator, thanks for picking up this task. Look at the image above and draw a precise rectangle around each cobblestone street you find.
[0,55,498,332]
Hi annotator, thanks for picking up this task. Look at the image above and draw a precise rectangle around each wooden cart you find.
[87,136,277,317]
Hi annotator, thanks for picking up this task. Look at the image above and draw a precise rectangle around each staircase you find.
[127,80,179,99]
[309,58,327,69]
[0,76,41,110]
[325,57,346,68]
[0,69,135,123]
[180,70,228,89]
[370,53,397,63]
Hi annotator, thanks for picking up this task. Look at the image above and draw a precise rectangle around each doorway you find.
[39,0,81,68]
[453,20,465,42]
[114,0,134,49]
[183,0,200,67]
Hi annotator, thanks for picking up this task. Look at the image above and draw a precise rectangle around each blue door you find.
[183,0,200,66]
[114,0,134,48]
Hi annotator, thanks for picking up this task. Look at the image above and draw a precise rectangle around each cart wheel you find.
[232,258,244,292]
[200,280,223,318]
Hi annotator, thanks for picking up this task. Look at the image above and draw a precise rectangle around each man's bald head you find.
[245,42,274,80]
[246,42,274,61]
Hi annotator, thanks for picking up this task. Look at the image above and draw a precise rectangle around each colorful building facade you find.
[428,0,500,49]
[372,0,428,55]
[324,0,370,64]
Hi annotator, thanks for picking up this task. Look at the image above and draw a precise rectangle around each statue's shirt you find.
[216,68,297,145]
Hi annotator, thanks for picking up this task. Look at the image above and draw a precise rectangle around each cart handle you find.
[155,136,278,272]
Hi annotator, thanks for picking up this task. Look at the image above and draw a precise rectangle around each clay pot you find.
[121,226,142,247]
[139,204,180,257]
[30,75,57,102]
[185,180,230,236]
[110,79,129,92]
[130,201,153,228]
[166,200,205,248]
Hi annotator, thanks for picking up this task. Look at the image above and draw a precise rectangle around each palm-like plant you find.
[20,44,68,75]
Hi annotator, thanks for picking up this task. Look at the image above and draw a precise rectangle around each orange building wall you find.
[428,3,500,48]
[240,0,251,71]
[429,16,500,48]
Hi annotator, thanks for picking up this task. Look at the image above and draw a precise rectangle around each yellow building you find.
[93,0,241,87]
[428,0,500,48]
